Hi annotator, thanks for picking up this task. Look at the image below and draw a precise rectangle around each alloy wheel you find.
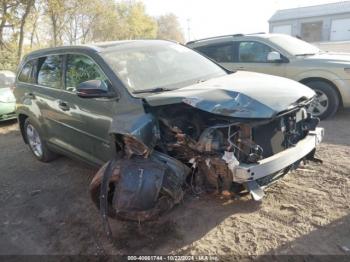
[26,124,43,158]
[307,89,329,117]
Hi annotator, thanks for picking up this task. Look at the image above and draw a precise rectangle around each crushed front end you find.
[151,103,324,201]
[89,72,324,225]
[90,101,323,226]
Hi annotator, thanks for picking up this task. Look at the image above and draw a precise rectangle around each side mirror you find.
[267,51,282,62]
[76,80,115,98]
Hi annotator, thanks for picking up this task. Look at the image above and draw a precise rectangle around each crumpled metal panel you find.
[144,71,315,118]
[110,112,159,151]
[181,90,275,118]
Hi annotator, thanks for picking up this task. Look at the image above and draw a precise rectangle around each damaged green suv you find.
[15,40,324,223]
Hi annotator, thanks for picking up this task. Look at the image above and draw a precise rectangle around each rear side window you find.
[196,42,234,63]
[18,61,35,83]
[37,55,63,89]
[238,41,273,63]
[65,54,109,93]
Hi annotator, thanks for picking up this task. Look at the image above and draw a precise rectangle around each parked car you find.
[14,40,323,223]
[0,70,16,121]
[187,33,350,119]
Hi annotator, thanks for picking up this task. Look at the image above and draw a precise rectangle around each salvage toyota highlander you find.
[14,40,324,224]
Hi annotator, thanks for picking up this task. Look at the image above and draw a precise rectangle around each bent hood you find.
[145,71,315,119]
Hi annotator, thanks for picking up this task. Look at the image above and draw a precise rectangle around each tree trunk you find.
[0,2,8,48]
[50,11,58,47]
[30,10,38,48]
[17,0,35,62]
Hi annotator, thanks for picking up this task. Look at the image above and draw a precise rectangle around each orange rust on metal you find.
[123,135,150,158]
[237,124,252,158]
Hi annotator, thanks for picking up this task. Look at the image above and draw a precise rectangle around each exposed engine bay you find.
[90,100,323,230]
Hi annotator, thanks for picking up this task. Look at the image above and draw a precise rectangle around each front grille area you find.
[252,109,308,158]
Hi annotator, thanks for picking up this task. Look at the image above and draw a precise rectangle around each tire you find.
[304,80,340,120]
[24,118,58,162]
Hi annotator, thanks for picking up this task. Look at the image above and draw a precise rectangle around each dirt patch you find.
[0,110,349,256]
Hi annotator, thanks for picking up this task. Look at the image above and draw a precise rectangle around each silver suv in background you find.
[187,33,350,119]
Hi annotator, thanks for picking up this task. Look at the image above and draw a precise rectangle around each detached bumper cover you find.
[233,127,324,183]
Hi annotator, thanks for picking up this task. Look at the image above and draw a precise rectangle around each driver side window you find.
[65,54,109,92]
[238,41,273,63]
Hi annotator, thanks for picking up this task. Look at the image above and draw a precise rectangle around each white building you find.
[269,1,350,42]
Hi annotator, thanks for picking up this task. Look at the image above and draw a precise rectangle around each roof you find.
[25,40,173,59]
[186,33,269,45]
[269,1,350,22]
[26,40,136,57]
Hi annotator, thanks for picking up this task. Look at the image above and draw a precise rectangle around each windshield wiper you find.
[132,87,171,94]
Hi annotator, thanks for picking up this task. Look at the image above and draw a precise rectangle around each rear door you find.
[30,55,70,145]
[194,41,235,70]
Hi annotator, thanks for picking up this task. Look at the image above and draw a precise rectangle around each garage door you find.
[331,18,350,41]
[272,25,292,35]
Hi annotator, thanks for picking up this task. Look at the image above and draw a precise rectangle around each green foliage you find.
[0,42,19,71]
[0,0,184,71]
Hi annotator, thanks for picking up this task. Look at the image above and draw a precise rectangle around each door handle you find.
[58,100,70,111]
[238,67,246,70]
[25,92,35,99]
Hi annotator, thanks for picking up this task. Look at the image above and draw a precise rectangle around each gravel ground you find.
[0,110,349,257]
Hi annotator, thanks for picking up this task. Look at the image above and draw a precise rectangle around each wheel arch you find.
[299,77,343,107]
[18,113,29,144]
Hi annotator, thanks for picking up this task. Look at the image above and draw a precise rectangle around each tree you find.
[116,1,157,40]
[0,0,162,70]
[90,0,157,42]
[0,0,20,48]
[17,0,35,61]
[157,13,184,43]
[45,0,69,46]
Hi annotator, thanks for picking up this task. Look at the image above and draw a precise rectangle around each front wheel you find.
[305,80,340,120]
[24,118,57,162]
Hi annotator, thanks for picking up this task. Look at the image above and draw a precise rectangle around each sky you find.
[142,0,346,41]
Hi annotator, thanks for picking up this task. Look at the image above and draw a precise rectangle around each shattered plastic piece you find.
[205,158,211,168]
[222,151,242,181]
[245,180,265,201]
[222,151,239,165]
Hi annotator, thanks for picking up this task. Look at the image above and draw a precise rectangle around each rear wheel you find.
[24,118,57,162]
[305,80,339,120]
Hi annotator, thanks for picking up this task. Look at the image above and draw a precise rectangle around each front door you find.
[58,53,117,165]
[228,41,286,77]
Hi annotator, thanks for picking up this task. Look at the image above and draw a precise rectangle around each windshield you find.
[268,35,321,56]
[101,41,227,94]
[0,71,15,88]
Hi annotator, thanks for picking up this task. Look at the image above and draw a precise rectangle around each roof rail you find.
[186,34,244,45]
[246,32,266,35]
